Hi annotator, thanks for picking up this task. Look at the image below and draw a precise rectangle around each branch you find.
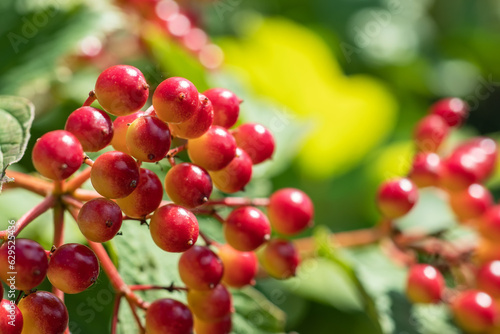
[111,295,122,334]
[72,189,102,202]
[83,91,97,107]
[130,284,188,292]
[203,197,269,207]
[65,167,92,193]
[4,171,52,197]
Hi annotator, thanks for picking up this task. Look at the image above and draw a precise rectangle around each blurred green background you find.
[1,0,500,333]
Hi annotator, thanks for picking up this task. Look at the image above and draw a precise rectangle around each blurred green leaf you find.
[0,96,34,191]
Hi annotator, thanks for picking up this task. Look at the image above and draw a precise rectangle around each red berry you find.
[194,314,232,334]
[217,243,258,288]
[430,97,469,127]
[90,151,140,198]
[18,291,68,334]
[187,284,232,321]
[0,239,48,291]
[145,299,193,334]
[0,299,23,334]
[170,93,214,139]
[94,65,149,116]
[449,184,493,222]
[165,163,212,208]
[77,198,123,242]
[187,126,237,171]
[203,88,240,128]
[116,168,163,218]
[153,77,199,123]
[268,188,314,235]
[405,264,444,304]
[150,204,199,252]
[408,152,441,188]
[47,243,99,294]
[479,206,500,242]
[376,178,418,219]
[178,245,223,290]
[224,206,271,251]
[111,111,145,154]
[126,116,171,162]
[233,123,275,164]
[440,137,497,191]
[210,148,252,193]
[413,115,449,152]
[32,130,83,180]
[259,239,299,279]
[64,106,113,152]
[477,261,500,299]
[451,290,497,333]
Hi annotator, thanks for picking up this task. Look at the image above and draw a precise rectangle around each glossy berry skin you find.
[413,115,449,152]
[210,148,253,193]
[0,299,23,334]
[170,93,214,139]
[145,299,193,334]
[440,137,497,191]
[165,163,212,208]
[477,261,500,299]
[194,314,232,334]
[90,151,140,198]
[150,204,199,252]
[64,106,113,152]
[116,168,163,218]
[0,239,48,291]
[153,77,199,123]
[126,116,171,162]
[224,206,271,252]
[408,153,441,188]
[178,246,223,290]
[376,178,418,219]
[479,206,500,242]
[187,126,237,171]
[405,264,444,304]
[430,97,469,127]
[268,188,314,235]
[94,65,149,116]
[18,291,68,334]
[451,290,497,333]
[203,88,240,128]
[32,130,83,180]
[449,184,493,222]
[233,123,275,164]
[187,284,232,322]
[217,243,258,288]
[259,239,299,279]
[111,111,145,154]
[77,198,123,242]
[47,243,99,294]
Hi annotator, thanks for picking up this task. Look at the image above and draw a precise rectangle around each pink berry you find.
[150,204,199,252]
[178,245,223,290]
[18,291,68,334]
[408,152,441,188]
[64,106,113,152]
[267,188,314,235]
[224,206,271,251]
[259,239,300,279]
[430,97,469,127]
[376,178,418,219]
[188,126,237,171]
[233,123,275,164]
[405,264,445,304]
[449,184,493,222]
[94,65,149,116]
[0,299,23,334]
[451,290,497,333]
[170,93,214,139]
[153,77,199,123]
[413,114,449,152]
[164,163,212,208]
[126,116,171,162]
[111,111,145,154]
[146,299,193,334]
[477,261,500,300]
[209,148,252,193]
[187,284,232,322]
[479,206,500,241]
[194,314,232,334]
[217,243,258,288]
[203,88,240,128]
[32,130,84,180]
[77,198,123,243]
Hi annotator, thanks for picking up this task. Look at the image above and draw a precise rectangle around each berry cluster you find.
[375,98,500,332]
[0,64,314,333]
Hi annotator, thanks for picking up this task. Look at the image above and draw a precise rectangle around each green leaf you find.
[0,96,34,191]
[112,217,286,333]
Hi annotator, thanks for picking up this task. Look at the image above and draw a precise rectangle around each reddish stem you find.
[0,195,56,240]
[203,197,270,207]
[111,295,122,334]
[83,91,97,107]
[84,156,95,167]
[199,230,213,246]
[65,168,92,193]
[4,170,52,197]
[130,284,188,292]
[166,145,186,158]
[72,189,103,202]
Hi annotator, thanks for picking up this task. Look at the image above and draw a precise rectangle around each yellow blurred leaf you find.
[219,18,398,178]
